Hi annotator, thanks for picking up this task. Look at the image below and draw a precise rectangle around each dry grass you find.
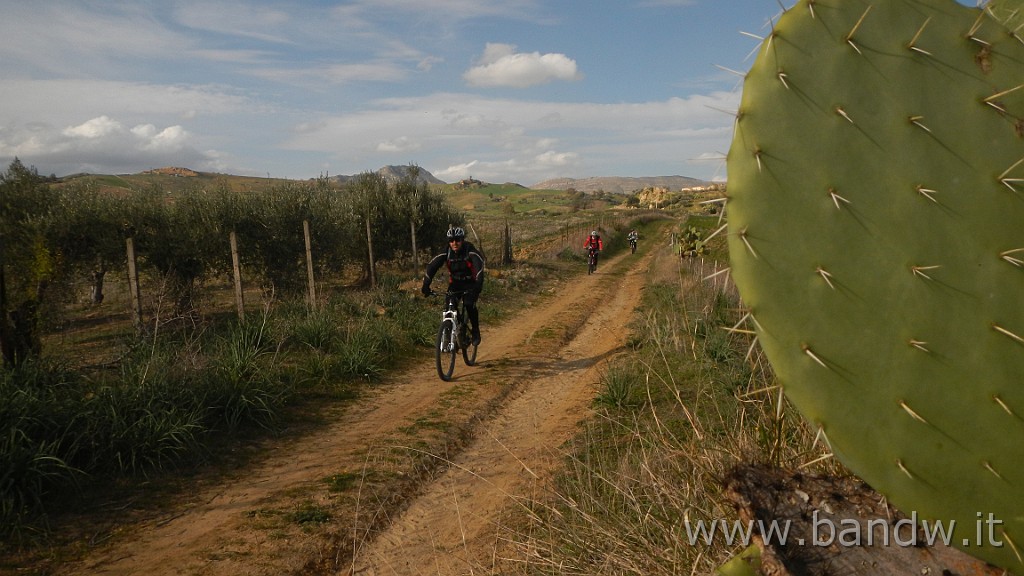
[493,244,843,574]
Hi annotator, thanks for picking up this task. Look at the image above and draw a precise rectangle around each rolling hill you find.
[530,175,710,194]
[58,165,711,196]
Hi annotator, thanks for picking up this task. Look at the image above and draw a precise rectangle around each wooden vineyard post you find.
[303,220,316,306]
[410,219,419,273]
[125,237,144,332]
[366,217,376,288]
[230,231,245,323]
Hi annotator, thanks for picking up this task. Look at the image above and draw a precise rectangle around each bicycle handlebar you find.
[425,288,473,298]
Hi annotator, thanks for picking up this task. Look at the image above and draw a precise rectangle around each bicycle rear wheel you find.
[436,320,457,381]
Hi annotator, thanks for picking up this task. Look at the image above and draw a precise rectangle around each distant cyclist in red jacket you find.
[584,230,603,270]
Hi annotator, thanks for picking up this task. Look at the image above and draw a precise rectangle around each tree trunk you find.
[502,220,513,266]
[9,297,42,362]
[91,267,106,305]
[0,261,14,367]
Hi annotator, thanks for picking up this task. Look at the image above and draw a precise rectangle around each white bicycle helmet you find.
[447,226,466,240]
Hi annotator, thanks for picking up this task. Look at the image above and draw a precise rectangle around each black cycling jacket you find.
[423,240,485,294]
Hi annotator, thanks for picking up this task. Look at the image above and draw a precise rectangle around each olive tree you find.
[0,159,60,366]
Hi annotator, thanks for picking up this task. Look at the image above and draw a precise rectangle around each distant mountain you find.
[530,175,709,194]
[329,165,446,186]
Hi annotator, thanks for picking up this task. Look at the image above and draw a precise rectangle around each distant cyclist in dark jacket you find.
[421,226,486,345]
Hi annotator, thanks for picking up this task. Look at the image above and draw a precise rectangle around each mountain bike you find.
[429,290,478,381]
[587,247,599,274]
[629,238,637,254]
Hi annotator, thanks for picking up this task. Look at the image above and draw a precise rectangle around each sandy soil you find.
[52,239,662,576]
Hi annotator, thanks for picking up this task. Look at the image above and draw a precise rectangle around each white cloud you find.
[534,150,578,167]
[146,125,191,151]
[692,151,728,162]
[477,43,517,65]
[376,136,421,153]
[434,160,479,181]
[1,115,220,176]
[463,43,582,88]
[131,124,158,139]
[63,116,122,139]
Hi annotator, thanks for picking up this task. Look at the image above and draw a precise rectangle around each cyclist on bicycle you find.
[421,226,485,345]
[583,230,603,270]
[627,229,639,253]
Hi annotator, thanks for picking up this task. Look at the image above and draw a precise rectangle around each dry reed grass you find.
[493,249,843,574]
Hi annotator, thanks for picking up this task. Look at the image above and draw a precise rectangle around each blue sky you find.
[0,1,975,185]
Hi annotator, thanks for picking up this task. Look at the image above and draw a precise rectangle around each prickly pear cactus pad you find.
[727,0,1024,570]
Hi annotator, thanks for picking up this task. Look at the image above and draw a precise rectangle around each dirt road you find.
[56,239,660,576]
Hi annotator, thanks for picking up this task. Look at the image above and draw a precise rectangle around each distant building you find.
[454,177,484,190]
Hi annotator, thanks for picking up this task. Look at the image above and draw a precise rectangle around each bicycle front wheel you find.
[461,326,478,366]
[436,320,457,381]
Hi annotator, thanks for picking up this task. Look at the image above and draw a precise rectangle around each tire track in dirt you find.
[344,246,657,575]
[54,236,660,576]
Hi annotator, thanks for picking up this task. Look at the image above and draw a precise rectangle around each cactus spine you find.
[987,0,1024,31]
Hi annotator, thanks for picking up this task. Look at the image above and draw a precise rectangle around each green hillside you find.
[438,182,578,216]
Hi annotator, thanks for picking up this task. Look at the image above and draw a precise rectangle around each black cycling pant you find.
[450,287,480,335]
